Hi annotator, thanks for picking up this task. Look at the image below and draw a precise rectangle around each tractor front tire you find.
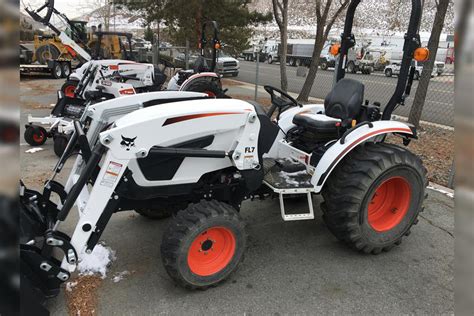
[24,126,47,146]
[161,200,246,290]
[61,80,79,98]
[53,135,69,157]
[321,142,427,254]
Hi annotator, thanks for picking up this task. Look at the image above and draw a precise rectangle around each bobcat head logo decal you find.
[120,135,136,151]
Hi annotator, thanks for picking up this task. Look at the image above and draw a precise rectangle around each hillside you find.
[248,0,454,39]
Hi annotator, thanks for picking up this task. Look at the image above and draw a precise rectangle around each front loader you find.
[21,0,430,311]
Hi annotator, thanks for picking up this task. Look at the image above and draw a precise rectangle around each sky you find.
[22,0,94,19]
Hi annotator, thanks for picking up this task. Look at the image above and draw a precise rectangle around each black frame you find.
[334,0,423,119]
[199,21,221,72]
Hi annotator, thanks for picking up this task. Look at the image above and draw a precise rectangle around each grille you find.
[223,61,237,67]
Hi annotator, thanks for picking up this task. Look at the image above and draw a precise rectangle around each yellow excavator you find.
[26,0,130,64]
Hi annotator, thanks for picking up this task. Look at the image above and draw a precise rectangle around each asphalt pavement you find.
[19,77,454,315]
[236,60,455,127]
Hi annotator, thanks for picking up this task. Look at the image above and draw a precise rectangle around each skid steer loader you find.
[21,0,429,311]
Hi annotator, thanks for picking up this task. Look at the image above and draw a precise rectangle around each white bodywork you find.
[70,60,155,89]
[59,96,414,273]
[167,71,221,91]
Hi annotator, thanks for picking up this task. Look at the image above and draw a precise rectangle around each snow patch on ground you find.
[77,244,116,279]
[278,170,310,186]
[66,281,78,292]
[428,185,454,199]
[25,147,43,153]
[112,271,130,283]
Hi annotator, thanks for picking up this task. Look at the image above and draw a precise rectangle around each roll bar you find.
[199,21,221,72]
[334,0,423,119]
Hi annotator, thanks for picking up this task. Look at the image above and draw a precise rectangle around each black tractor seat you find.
[292,78,364,136]
[292,113,341,133]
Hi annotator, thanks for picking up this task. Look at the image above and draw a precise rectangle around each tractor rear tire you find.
[321,142,427,254]
[36,44,60,65]
[161,200,246,290]
[24,126,47,146]
[185,80,227,98]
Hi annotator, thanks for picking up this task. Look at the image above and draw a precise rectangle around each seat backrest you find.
[193,56,210,73]
[324,78,364,120]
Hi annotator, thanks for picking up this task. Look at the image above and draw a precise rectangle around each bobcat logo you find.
[120,135,136,151]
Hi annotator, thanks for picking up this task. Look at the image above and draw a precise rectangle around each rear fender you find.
[179,72,220,91]
[311,120,415,193]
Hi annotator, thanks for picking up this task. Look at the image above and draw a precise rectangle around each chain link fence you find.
[235,55,454,188]
[239,57,454,127]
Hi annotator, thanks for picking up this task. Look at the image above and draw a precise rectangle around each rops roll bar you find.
[199,21,221,72]
[334,0,423,119]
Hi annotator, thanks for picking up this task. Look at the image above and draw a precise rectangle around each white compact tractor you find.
[20,0,430,313]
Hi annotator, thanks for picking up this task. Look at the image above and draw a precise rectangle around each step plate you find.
[263,158,313,190]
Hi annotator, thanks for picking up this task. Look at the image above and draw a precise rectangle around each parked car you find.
[434,61,445,76]
[384,60,437,80]
[215,52,239,77]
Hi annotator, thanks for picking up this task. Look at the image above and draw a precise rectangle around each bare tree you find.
[272,0,289,92]
[297,0,350,102]
[79,0,112,31]
[408,0,451,128]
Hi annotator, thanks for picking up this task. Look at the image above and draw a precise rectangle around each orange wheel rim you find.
[32,131,45,143]
[368,177,411,232]
[187,227,236,276]
[64,85,76,98]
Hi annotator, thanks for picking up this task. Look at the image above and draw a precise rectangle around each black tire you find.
[414,71,420,80]
[267,56,273,64]
[185,80,227,98]
[320,61,328,70]
[295,59,302,67]
[61,62,71,78]
[24,126,47,146]
[61,80,79,98]
[321,143,427,254]
[232,72,238,77]
[161,200,247,290]
[53,135,69,157]
[35,44,60,64]
[347,62,356,74]
[385,69,393,77]
[51,62,62,79]
[288,58,295,66]
[135,208,173,220]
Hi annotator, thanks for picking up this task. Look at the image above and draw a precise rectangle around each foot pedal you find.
[279,192,314,221]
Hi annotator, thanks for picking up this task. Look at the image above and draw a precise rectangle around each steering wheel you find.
[264,85,302,118]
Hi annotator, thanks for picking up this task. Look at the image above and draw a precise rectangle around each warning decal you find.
[100,161,123,188]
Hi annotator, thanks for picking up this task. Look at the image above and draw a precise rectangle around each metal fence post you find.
[447,159,455,189]
[255,50,260,101]
[185,39,190,70]
[152,44,158,65]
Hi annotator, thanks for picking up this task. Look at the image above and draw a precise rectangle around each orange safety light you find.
[414,47,430,62]
[330,43,341,56]
[214,42,221,49]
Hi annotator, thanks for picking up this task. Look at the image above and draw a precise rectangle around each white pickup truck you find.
[384,60,438,80]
